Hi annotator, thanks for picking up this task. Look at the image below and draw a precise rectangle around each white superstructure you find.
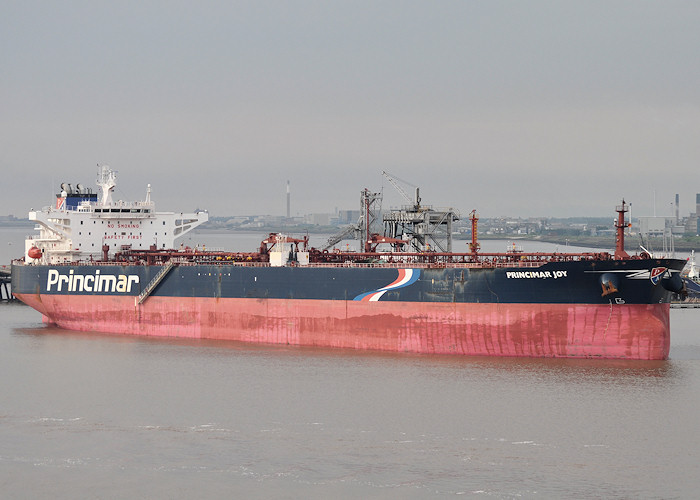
[687,250,698,281]
[25,165,208,264]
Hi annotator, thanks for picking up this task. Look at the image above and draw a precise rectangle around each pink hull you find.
[16,294,671,359]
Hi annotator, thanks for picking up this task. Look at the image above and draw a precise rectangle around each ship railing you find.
[301,261,551,269]
[42,200,156,213]
[150,260,553,269]
[35,253,610,268]
[23,259,575,269]
[25,232,70,240]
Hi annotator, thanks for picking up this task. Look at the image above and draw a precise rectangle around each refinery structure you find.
[637,193,700,237]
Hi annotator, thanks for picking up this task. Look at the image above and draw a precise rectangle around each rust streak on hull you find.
[15,294,670,360]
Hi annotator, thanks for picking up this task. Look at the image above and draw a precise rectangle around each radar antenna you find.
[96,165,117,206]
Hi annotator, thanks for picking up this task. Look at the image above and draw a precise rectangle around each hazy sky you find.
[2,1,699,219]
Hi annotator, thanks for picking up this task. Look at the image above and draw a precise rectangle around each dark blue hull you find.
[12,258,686,304]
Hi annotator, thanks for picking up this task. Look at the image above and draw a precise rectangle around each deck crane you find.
[382,171,421,208]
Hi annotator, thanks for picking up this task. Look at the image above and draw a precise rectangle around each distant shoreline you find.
[194,227,699,252]
[0,222,34,229]
[477,234,699,252]
[4,222,697,252]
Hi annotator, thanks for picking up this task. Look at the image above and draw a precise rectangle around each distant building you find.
[683,193,700,236]
[639,216,675,237]
[337,210,360,224]
[306,213,331,226]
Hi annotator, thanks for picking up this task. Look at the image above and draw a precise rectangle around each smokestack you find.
[675,194,679,224]
[286,180,290,219]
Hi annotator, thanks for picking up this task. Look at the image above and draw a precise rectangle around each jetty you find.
[0,265,15,301]
[671,301,700,309]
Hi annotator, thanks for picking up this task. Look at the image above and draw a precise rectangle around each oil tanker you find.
[11,166,687,359]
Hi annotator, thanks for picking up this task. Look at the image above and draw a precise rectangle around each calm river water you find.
[2,228,699,498]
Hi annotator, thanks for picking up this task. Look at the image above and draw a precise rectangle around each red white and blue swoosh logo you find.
[650,267,667,285]
[585,267,675,285]
[354,269,421,301]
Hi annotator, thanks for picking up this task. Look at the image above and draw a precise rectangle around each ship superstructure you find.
[681,250,700,298]
[25,165,208,264]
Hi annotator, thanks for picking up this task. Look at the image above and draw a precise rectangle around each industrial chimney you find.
[286,180,290,219]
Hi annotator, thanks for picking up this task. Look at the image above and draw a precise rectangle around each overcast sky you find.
[2,1,699,219]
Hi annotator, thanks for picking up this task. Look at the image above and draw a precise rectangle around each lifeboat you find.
[28,247,42,259]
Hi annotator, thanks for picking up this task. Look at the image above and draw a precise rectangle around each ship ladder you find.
[136,260,175,305]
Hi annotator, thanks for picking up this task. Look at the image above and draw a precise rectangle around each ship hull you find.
[12,258,684,360]
[14,293,670,359]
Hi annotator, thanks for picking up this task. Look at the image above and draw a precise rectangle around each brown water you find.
[1,302,700,498]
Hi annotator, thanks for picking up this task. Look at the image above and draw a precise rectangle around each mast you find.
[469,210,480,254]
[614,200,630,259]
